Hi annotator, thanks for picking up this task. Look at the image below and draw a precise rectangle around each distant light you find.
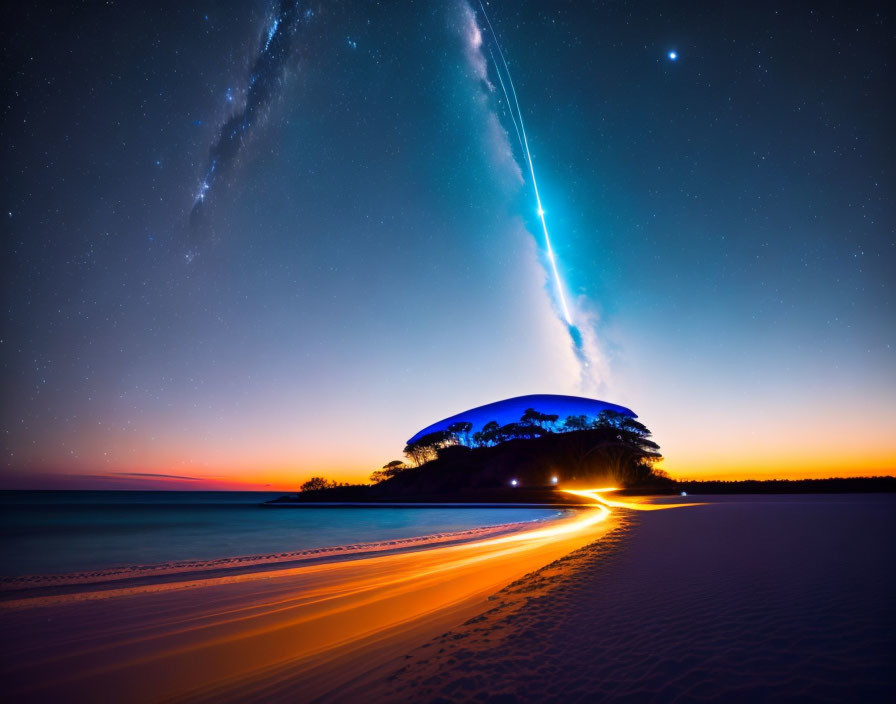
[537,207,545,217]
[668,51,678,61]
[681,491,687,496]
[551,476,559,484]
[510,479,518,487]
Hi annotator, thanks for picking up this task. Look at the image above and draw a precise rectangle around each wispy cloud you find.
[456,0,607,393]
[114,472,202,481]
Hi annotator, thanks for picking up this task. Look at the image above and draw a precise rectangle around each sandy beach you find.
[0,501,616,702]
[0,513,569,596]
[353,494,896,703]
[2,493,893,702]
[5,1,893,701]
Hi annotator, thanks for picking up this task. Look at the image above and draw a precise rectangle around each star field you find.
[1,0,893,487]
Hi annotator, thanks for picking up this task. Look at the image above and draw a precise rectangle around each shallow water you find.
[0,491,561,576]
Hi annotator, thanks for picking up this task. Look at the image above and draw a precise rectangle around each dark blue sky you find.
[2,1,893,487]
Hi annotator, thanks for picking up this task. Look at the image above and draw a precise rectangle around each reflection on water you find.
[0,491,561,576]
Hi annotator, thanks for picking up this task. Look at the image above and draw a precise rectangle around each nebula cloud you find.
[190,1,314,230]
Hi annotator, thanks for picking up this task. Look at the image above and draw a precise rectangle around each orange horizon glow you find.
[656,455,896,482]
[2,458,894,491]
[4,378,894,490]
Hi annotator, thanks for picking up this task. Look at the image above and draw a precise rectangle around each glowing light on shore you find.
[0,487,706,704]
[7,492,617,610]
[0,492,630,700]
[562,487,702,511]
[7,490,697,613]
[477,502,610,548]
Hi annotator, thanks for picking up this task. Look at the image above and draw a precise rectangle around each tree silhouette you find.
[404,430,454,466]
[370,460,408,484]
[300,476,337,492]
[472,420,501,447]
[520,408,560,430]
[447,421,474,446]
[562,414,589,431]
[396,408,663,488]
[497,421,544,441]
[593,409,631,430]
[558,418,662,484]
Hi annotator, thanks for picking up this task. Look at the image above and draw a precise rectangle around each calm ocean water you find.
[0,491,560,577]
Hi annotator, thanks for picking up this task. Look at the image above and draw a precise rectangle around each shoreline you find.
[0,509,569,602]
[0,503,621,702]
[351,493,896,703]
[262,500,584,508]
[5,493,890,702]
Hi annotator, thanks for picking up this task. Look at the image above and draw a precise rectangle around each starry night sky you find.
[3,1,894,489]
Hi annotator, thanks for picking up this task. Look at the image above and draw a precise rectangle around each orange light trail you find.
[1,489,694,701]
[562,487,704,511]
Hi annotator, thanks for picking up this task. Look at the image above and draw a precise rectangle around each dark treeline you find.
[400,409,645,466]
[380,408,668,495]
[273,408,896,504]
[275,409,671,502]
[676,477,896,494]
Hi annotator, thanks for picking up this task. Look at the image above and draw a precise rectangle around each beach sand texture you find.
[355,495,896,703]
[1,494,893,702]
[0,504,616,702]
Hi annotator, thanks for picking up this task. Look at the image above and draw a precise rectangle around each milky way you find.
[190,0,312,231]
[470,1,595,379]
[3,0,892,487]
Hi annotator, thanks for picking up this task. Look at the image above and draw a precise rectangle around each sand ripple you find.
[365,497,896,703]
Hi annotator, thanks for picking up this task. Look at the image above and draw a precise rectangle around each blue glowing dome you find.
[407,394,636,445]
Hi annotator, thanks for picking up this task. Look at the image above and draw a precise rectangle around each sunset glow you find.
[2,2,891,701]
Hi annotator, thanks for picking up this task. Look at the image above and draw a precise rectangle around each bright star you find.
[668,51,678,60]
[264,18,279,52]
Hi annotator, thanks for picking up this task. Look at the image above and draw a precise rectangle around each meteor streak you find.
[478,1,573,326]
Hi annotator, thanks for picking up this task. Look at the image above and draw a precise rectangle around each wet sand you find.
[354,494,896,703]
[2,494,893,702]
[0,504,616,702]
[0,514,564,598]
